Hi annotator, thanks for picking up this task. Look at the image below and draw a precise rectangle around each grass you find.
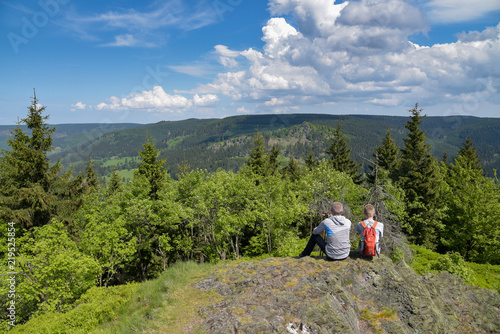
[101,169,136,184]
[94,261,216,334]
[6,261,216,334]
[100,156,138,168]
[165,135,192,150]
[408,245,500,293]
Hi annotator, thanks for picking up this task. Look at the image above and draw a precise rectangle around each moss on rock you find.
[191,255,500,333]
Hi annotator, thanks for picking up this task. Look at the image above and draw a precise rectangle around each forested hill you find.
[3,113,500,179]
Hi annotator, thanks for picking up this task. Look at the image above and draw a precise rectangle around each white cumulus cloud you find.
[214,45,241,68]
[426,0,500,23]
[71,102,87,111]
[96,86,219,112]
[198,0,500,112]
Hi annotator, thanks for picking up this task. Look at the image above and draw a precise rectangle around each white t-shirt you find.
[356,219,384,254]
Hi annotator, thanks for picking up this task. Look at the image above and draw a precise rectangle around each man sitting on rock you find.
[299,202,352,260]
[356,204,384,257]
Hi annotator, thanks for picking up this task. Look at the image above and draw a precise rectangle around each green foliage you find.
[439,138,500,264]
[4,108,500,329]
[10,113,497,180]
[245,132,283,178]
[95,261,214,334]
[0,94,88,231]
[282,157,303,182]
[369,130,399,183]
[409,245,500,293]
[272,231,302,257]
[74,191,136,286]
[299,160,365,220]
[83,157,99,192]
[305,150,318,171]
[106,168,122,195]
[457,137,483,172]
[389,246,406,263]
[6,284,138,334]
[397,104,445,248]
[431,252,473,283]
[0,94,58,230]
[325,121,362,183]
[246,131,268,176]
[0,221,100,326]
[136,137,168,200]
[466,262,500,293]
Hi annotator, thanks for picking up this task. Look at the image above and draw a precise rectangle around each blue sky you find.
[0,0,499,124]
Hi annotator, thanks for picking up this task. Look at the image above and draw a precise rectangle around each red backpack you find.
[361,221,378,257]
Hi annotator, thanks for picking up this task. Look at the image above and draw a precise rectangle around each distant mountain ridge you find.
[2,114,499,180]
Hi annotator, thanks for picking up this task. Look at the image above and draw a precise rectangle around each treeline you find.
[48,113,500,181]
[1,97,499,327]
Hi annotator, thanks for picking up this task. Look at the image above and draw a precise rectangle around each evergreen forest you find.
[1,96,499,330]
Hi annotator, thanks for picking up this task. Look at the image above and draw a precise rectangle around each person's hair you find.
[331,202,344,215]
[364,204,375,218]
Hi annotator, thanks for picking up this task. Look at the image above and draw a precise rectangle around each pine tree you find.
[83,156,98,193]
[246,131,268,176]
[177,153,191,175]
[397,103,444,248]
[0,91,61,230]
[136,137,168,200]
[457,137,483,173]
[266,145,281,176]
[282,157,302,181]
[441,138,500,263]
[305,150,318,171]
[375,130,399,176]
[325,121,362,183]
[107,168,122,195]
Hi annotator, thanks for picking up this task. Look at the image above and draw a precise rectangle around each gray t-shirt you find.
[356,219,384,255]
[313,215,352,259]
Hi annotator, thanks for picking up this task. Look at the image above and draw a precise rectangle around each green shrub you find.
[431,252,474,283]
[389,246,405,263]
[8,283,138,334]
[273,232,302,257]
[409,245,500,293]
[466,262,500,293]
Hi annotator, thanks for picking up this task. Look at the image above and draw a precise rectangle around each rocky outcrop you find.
[193,254,500,333]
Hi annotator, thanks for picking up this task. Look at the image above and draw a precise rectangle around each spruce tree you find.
[282,157,302,181]
[325,121,362,183]
[367,130,400,185]
[83,156,98,193]
[107,168,122,195]
[397,104,444,248]
[0,91,61,230]
[246,131,268,176]
[266,145,281,176]
[441,138,500,263]
[457,137,483,173]
[375,130,399,177]
[304,150,318,171]
[136,137,167,200]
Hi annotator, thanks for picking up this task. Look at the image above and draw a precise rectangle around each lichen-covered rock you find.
[192,255,500,333]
